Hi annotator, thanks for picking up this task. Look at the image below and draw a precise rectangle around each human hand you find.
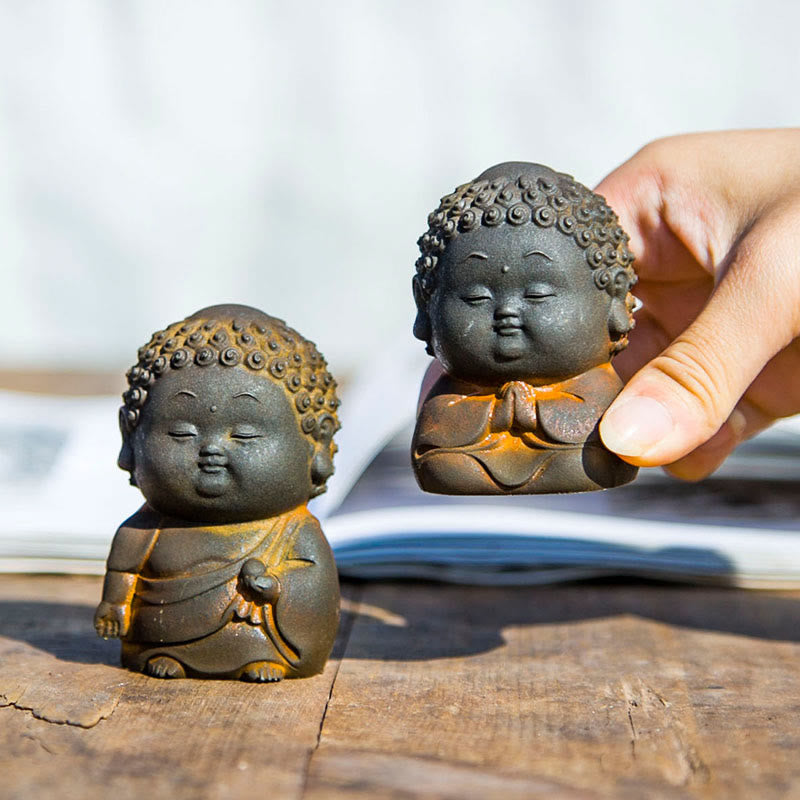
[597,130,800,479]
[94,601,129,639]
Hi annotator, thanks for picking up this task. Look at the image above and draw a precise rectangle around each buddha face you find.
[125,364,313,523]
[424,224,615,386]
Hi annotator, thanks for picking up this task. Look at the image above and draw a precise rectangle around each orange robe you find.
[412,363,637,494]
[104,504,339,678]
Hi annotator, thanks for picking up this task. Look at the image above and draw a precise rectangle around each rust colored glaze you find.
[411,162,639,494]
[95,304,341,681]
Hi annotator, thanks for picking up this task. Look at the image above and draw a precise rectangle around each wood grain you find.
[307,582,800,800]
[0,575,357,800]
[2,575,800,799]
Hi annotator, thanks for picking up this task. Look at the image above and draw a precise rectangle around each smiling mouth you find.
[199,463,227,474]
[494,325,523,336]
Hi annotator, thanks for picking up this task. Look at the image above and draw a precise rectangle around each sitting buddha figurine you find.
[94,304,341,681]
[411,162,639,494]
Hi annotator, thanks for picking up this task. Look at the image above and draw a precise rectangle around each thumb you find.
[600,212,800,467]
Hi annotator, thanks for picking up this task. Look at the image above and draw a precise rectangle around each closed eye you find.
[461,293,492,304]
[525,284,555,301]
[230,428,264,440]
[524,292,555,301]
[168,428,197,439]
[460,284,492,305]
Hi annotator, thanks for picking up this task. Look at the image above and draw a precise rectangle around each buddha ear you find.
[117,410,137,485]
[309,416,337,498]
[608,299,631,338]
[117,441,134,473]
[606,271,633,339]
[310,450,334,497]
[412,276,431,344]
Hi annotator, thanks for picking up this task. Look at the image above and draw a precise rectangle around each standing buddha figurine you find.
[94,304,341,681]
[411,162,639,494]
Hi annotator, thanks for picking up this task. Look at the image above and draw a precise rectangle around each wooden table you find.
[2,574,799,799]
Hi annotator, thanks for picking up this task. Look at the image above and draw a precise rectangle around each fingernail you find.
[601,396,675,457]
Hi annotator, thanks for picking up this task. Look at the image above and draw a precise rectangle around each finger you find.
[740,337,800,419]
[596,132,800,270]
[663,412,745,481]
[611,312,672,382]
[663,397,777,481]
[594,149,659,261]
[601,209,800,466]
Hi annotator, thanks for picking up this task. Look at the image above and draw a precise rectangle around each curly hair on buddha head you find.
[414,162,638,353]
[119,304,341,496]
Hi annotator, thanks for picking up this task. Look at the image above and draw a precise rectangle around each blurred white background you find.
[0,0,798,378]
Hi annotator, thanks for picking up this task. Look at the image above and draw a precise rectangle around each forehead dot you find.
[210,405,218,413]
[501,264,510,274]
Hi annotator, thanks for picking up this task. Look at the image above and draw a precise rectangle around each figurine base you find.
[413,442,638,495]
[120,620,320,681]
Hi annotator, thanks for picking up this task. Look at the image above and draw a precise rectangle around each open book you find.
[1,343,799,587]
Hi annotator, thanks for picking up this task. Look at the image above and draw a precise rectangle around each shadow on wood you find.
[337,577,800,661]
[0,600,118,665]
[0,582,363,669]
[1,575,799,667]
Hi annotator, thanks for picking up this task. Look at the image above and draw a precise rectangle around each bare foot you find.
[240,661,286,682]
[145,656,187,679]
